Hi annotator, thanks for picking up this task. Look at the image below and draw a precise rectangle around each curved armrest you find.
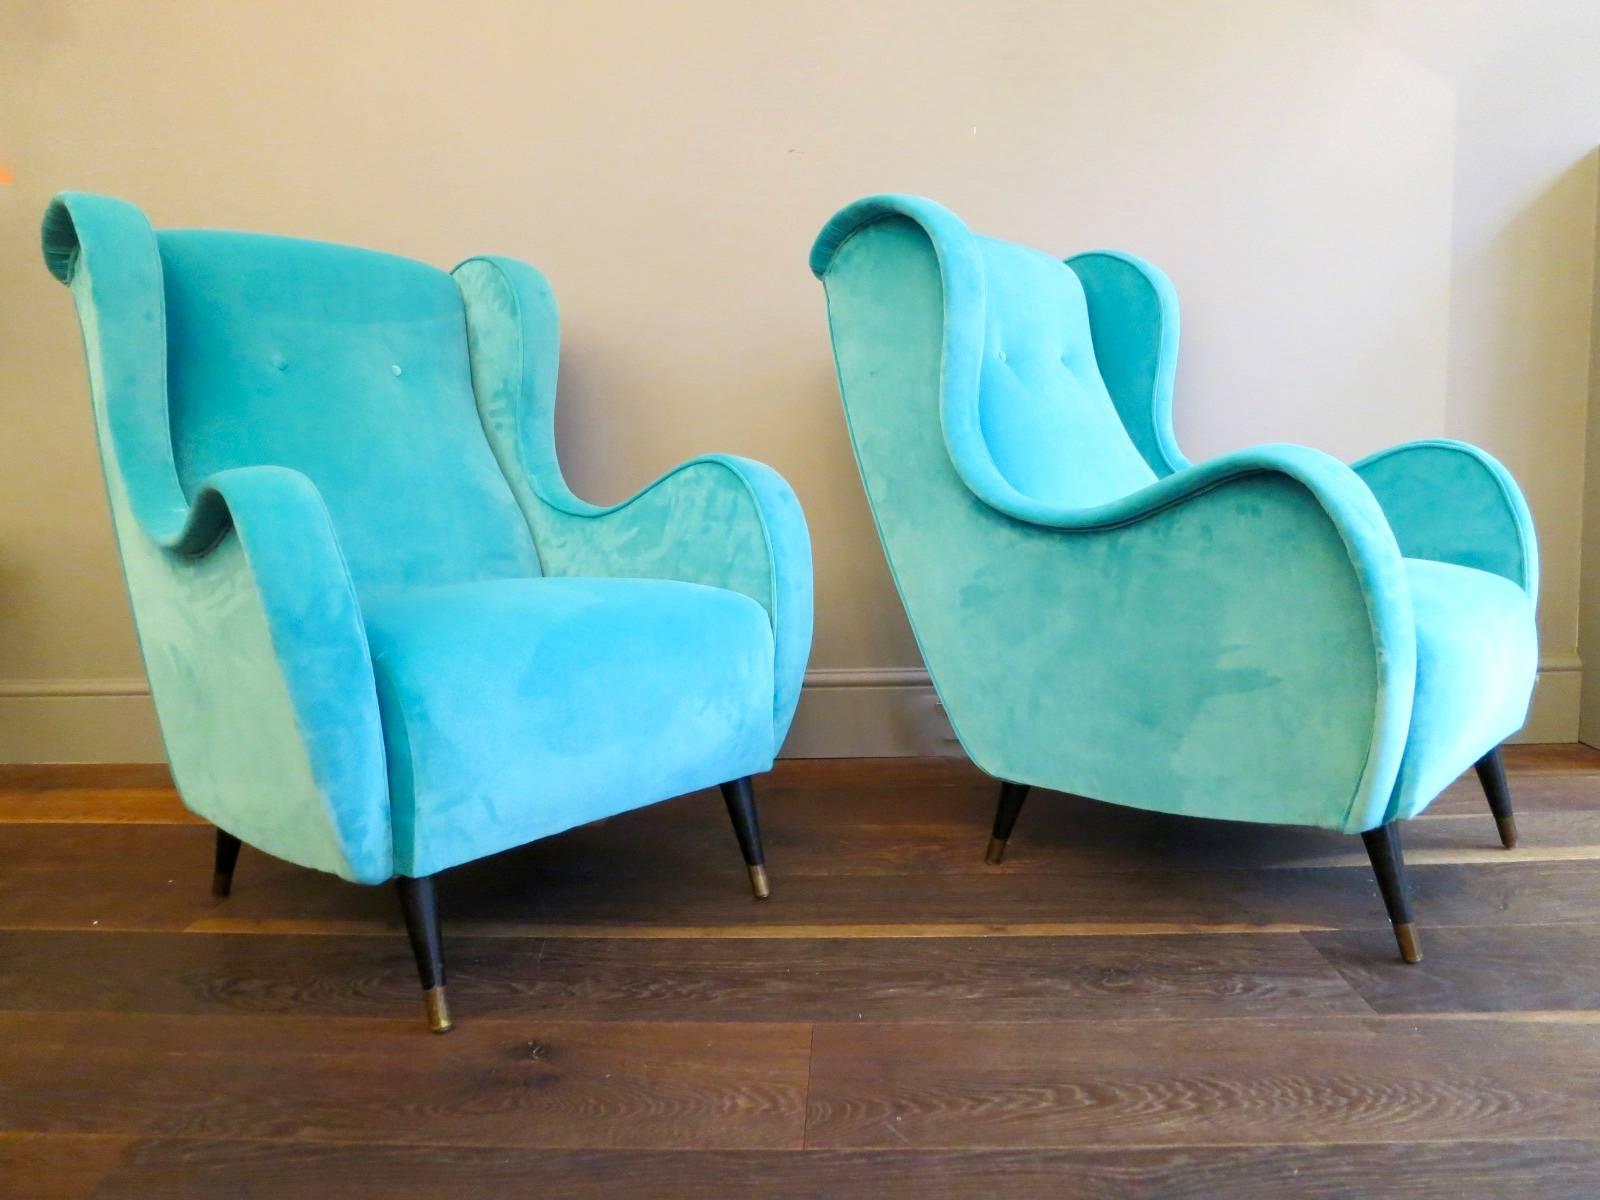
[44,191,392,881]
[980,442,1385,530]
[967,444,1417,833]
[1352,439,1537,601]
[534,454,814,744]
[968,444,1411,642]
[143,466,391,882]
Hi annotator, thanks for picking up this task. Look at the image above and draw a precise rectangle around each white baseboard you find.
[0,660,1582,763]
[782,668,958,757]
[0,678,164,763]
[789,660,1583,756]
[1522,654,1581,743]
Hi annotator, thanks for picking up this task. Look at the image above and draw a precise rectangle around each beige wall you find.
[1349,0,1600,742]
[0,0,1594,759]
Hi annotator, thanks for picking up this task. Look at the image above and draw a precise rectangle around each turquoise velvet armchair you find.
[811,195,1537,963]
[44,192,812,1031]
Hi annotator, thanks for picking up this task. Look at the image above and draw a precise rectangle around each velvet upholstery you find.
[365,578,775,877]
[811,194,1537,834]
[45,191,812,885]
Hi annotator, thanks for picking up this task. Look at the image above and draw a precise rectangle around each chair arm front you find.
[140,466,392,882]
[969,443,1415,650]
[534,454,814,744]
[43,191,392,882]
[1352,439,1537,601]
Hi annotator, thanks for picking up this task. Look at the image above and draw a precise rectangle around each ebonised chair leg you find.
[396,875,453,1033]
[985,781,1031,864]
[1473,746,1518,849]
[720,777,770,899]
[212,829,242,898]
[1361,821,1422,964]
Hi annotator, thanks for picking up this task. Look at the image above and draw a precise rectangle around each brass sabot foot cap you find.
[211,872,233,899]
[985,836,1008,865]
[1496,814,1519,850]
[748,864,771,900]
[1394,922,1423,964]
[423,985,454,1034]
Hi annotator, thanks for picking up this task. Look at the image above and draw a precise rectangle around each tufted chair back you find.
[157,231,541,592]
[971,236,1155,508]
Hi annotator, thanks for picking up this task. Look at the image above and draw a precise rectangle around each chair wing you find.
[1353,439,1537,600]
[452,256,813,743]
[1066,250,1187,477]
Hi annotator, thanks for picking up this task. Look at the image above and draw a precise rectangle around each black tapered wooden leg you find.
[211,829,242,898]
[720,777,769,899]
[985,782,1031,864]
[396,875,452,1033]
[1361,821,1422,963]
[1474,746,1518,849]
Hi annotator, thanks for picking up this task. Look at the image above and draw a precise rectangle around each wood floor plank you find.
[4,749,1598,902]
[805,1015,1600,1149]
[1306,924,1600,1015]
[0,789,196,825]
[1002,802,1600,872]
[0,1132,130,1200]
[0,1012,810,1150]
[0,742,1589,797]
[760,781,1600,875]
[1494,743,1600,773]
[156,854,1600,937]
[4,763,1598,877]
[6,819,1600,936]
[35,1136,1600,1200]
[1424,768,1600,815]
[0,929,1368,1023]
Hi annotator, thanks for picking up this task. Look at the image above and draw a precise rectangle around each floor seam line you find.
[800,1023,818,1151]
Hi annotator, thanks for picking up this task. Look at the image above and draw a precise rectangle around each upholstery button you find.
[392,364,403,376]
[271,353,287,371]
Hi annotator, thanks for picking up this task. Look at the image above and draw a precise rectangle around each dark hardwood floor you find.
[2,747,1599,1198]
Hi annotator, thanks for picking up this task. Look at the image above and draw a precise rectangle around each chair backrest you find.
[811,197,1182,780]
[968,234,1156,508]
[156,231,540,591]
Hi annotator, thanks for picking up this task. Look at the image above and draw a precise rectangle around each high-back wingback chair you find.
[811,195,1537,963]
[44,192,812,1030]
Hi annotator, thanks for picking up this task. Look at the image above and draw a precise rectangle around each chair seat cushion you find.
[1389,558,1537,821]
[363,577,776,876]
